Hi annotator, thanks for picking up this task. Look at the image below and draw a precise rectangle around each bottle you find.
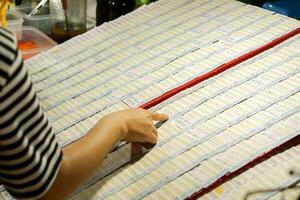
[96,0,135,26]
[50,0,87,43]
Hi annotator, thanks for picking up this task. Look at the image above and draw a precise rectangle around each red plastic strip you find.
[186,135,300,200]
[140,27,300,109]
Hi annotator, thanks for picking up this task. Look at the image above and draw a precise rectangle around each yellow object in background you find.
[0,0,10,27]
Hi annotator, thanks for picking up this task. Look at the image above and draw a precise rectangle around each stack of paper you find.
[0,0,299,199]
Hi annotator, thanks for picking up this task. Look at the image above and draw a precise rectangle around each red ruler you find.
[138,27,300,198]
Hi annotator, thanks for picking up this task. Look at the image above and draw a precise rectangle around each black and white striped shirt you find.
[0,27,62,199]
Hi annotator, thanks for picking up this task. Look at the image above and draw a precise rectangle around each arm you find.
[42,109,168,200]
[0,26,167,200]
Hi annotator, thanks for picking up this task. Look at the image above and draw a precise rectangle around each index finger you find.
[149,111,169,121]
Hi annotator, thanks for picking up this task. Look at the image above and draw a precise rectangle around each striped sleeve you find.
[0,27,62,199]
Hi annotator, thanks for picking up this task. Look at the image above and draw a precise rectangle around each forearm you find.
[40,108,168,200]
[42,117,123,200]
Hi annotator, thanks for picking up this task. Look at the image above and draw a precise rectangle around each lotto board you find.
[0,0,299,199]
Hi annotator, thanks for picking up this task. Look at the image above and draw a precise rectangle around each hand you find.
[103,108,168,144]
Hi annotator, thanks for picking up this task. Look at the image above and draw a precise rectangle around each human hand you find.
[103,108,168,144]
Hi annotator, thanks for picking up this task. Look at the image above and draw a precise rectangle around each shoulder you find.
[0,27,18,60]
[0,27,20,89]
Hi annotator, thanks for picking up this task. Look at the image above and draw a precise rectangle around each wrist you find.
[99,114,128,141]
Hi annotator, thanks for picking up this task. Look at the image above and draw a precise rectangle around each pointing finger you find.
[149,112,169,121]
